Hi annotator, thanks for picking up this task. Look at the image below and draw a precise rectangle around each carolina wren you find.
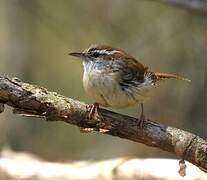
[69,44,190,127]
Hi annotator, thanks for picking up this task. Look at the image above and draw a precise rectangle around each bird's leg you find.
[80,102,101,133]
[86,102,100,120]
[86,103,109,133]
[80,103,100,133]
[138,103,145,129]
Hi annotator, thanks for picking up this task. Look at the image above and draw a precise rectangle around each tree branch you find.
[0,76,206,172]
[154,0,207,15]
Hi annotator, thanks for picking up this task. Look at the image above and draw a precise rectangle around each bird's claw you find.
[86,103,99,120]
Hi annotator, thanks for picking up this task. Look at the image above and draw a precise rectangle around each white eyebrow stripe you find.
[94,49,119,55]
[107,50,119,55]
[95,49,107,54]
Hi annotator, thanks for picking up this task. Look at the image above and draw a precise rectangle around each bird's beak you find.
[68,52,85,58]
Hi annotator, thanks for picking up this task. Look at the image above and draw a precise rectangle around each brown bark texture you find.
[0,76,206,173]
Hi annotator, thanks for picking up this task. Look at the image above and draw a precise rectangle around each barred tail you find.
[153,72,191,82]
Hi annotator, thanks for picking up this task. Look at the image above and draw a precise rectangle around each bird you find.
[69,44,190,128]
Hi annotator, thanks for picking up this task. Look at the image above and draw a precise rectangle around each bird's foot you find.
[80,103,99,133]
[86,102,99,120]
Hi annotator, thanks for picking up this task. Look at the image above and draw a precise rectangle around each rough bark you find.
[0,76,206,173]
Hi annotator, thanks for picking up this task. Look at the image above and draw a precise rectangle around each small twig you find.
[179,159,187,177]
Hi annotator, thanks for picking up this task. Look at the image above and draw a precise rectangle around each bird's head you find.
[69,44,131,62]
[69,44,148,73]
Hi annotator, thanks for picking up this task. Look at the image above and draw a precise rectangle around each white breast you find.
[83,61,151,108]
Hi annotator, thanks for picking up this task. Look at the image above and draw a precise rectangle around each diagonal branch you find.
[0,76,206,172]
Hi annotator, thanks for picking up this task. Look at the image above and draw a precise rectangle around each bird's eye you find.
[92,52,100,58]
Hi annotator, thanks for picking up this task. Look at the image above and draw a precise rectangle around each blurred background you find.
[0,0,206,161]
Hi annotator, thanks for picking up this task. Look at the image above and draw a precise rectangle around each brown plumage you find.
[152,72,191,83]
[69,44,190,127]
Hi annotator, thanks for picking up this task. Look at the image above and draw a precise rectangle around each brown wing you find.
[114,53,149,90]
[152,72,191,82]
[98,44,148,72]
[114,47,148,80]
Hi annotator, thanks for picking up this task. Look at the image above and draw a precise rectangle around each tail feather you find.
[153,72,191,82]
